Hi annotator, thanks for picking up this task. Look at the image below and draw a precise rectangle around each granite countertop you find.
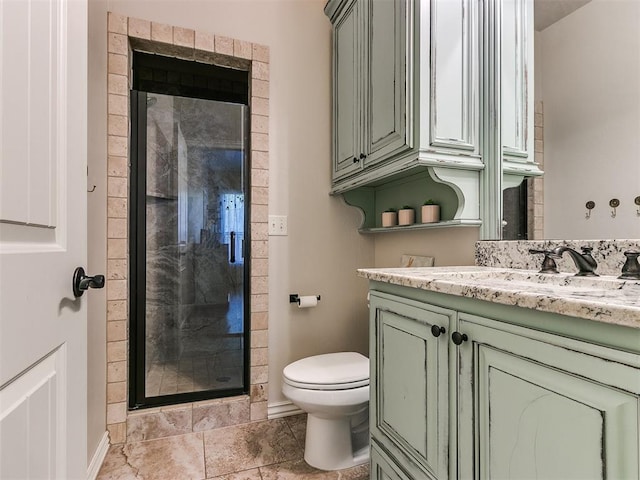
[358,266,640,329]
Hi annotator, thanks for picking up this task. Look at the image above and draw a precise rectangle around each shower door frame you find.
[128,84,251,410]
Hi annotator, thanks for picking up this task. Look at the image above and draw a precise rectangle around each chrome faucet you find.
[551,246,598,277]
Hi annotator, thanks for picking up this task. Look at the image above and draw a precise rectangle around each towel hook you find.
[609,198,620,218]
[585,201,595,219]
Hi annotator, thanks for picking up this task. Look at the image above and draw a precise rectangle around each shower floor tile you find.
[145,348,244,397]
[144,300,246,399]
[97,416,370,480]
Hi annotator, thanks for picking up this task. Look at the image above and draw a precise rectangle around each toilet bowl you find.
[282,352,370,471]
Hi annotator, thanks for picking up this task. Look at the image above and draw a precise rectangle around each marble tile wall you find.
[106,12,270,445]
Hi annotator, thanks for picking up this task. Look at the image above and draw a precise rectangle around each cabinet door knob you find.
[353,157,359,164]
[451,331,468,345]
[431,325,446,337]
[359,153,367,160]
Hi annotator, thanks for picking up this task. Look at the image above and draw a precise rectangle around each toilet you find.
[282,352,370,471]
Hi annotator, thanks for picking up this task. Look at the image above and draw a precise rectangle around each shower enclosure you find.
[129,53,250,408]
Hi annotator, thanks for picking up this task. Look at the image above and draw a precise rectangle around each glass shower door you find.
[132,91,249,406]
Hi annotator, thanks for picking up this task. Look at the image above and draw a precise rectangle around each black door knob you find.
[451,331,468,345]
[73,267,105,298]
[359,153,367,160]
[353,157,359,164]
[431,325,446,337]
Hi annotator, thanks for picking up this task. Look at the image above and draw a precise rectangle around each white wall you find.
[541,0,640,239]
[374,228,478,267]
[87,0,108,466]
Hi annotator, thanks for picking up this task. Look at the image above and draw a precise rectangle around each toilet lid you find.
[283,352,369,390]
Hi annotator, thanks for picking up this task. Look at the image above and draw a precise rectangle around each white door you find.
[0,0,89,478]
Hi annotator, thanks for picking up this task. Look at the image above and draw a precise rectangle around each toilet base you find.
[303,413,370,471]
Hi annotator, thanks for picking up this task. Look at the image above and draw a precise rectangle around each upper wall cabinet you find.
[332,0,362,180]
[325,0,542,236]
[501,0,539,179]
[326,0,483,225]
[331,0,412,181]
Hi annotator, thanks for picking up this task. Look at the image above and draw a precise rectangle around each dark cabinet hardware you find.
[431,325,446,337]
[353,157,359,164]
[72,267,105,298]
[452,331,468,345]
[359,153,367,160]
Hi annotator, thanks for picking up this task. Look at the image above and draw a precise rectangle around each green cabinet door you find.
[363,0,411,167]
[501,0,538,176]
[456,313,640,480]
[370,293,452,479]
[429,0,479,155]
[371,442,416,480]
[332,0,362,180]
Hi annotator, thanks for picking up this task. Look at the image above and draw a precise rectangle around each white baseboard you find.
[86,431,110,480]
[267,400,304,419]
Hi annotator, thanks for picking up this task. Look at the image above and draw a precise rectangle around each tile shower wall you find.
[106,12,270,444]
[527,101,544,240]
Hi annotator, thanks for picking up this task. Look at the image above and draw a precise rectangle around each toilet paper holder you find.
[289,294,321,304]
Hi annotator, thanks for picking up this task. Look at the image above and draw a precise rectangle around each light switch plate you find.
[268,215,288,236]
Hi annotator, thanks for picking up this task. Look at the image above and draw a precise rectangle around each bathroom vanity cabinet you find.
[368,286,640,480]
[324,0,542,235]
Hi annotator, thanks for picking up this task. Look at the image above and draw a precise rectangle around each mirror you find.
[507,0,640,240]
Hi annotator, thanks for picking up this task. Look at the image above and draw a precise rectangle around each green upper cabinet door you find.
[333,0,362,180]
[426,0,479,157]
[326,0,484,227]
[456,313,640,480]
[369,293,451,480]
[363,0,411,168]
[329,0,412,182]
[327,0,481,180]
[501,0,540,177]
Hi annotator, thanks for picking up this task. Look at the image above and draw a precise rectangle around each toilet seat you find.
[283,352,369,391]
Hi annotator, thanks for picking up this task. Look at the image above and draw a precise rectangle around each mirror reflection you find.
[505,0,640,240]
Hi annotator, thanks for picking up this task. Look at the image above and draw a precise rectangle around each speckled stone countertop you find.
[476,240,640,276]
[358,266,640,329]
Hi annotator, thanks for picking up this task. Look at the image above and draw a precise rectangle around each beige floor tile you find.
[259,459,369,480]
[203,419,302,477]
[259,459,335,480]
[336,463,370,480]
[284,414,307,448]
[98,416,367,480]
[208,468,263,480]
[97,433,205,480]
